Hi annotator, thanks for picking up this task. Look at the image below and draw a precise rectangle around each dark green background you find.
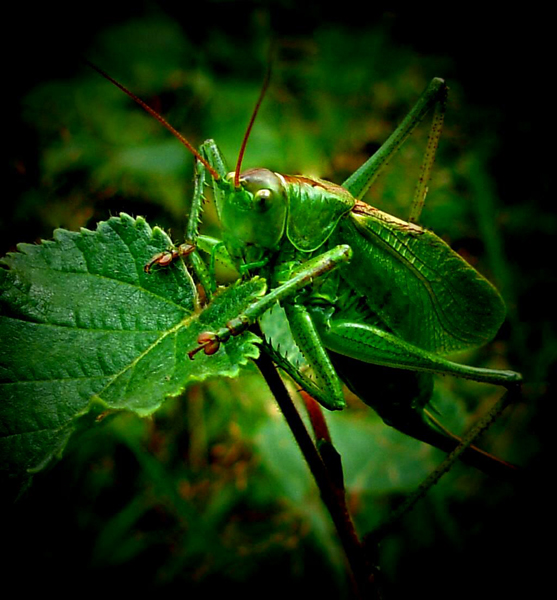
[5,3,553,598]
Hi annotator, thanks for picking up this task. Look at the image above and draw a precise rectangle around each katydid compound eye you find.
[255,189,272,202]
[239,168,286,198]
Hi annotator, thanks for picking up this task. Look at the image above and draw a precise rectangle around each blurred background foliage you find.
[4,2,554,598]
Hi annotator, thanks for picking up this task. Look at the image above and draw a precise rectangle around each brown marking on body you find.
[352,200,424,235]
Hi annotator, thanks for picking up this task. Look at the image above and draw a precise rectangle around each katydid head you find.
[218,168,288,266]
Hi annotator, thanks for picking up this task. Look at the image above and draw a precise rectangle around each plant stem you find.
[255,350,380,599]
[301,389,333,443]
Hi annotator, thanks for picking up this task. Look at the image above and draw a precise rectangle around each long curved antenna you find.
[233,57,272,188]
[86,61,221,181]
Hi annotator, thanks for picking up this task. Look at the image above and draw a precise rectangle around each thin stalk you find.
[255,350,380,599]
[300,389,333,443]
[301,390,345,492]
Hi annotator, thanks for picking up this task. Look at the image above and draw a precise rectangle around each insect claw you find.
[144,243,196,273]
[177,242,196,257]
[187,345,206,360]
[144,251,171,273]
[188,331,221,360]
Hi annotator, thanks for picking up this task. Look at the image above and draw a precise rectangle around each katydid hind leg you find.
[408,86,446,223]
[342,78,448,204]
[314,313,521,387]
[328,351,518,478]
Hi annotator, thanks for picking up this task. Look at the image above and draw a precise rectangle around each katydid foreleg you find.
[143,157,215,300]
[187,244,353,362]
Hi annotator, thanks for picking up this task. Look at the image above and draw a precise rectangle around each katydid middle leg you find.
[187,244,353,366]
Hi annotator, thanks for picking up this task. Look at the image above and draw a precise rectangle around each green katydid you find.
[90,63,522,476]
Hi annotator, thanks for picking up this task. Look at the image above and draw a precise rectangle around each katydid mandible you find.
[90,63,522,475]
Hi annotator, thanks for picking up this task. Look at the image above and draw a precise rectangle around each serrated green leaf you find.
[0,214,266,485]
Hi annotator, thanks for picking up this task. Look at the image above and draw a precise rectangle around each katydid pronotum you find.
[90,63,522,477]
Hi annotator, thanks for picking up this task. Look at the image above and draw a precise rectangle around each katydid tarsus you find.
[89,63,522,477]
